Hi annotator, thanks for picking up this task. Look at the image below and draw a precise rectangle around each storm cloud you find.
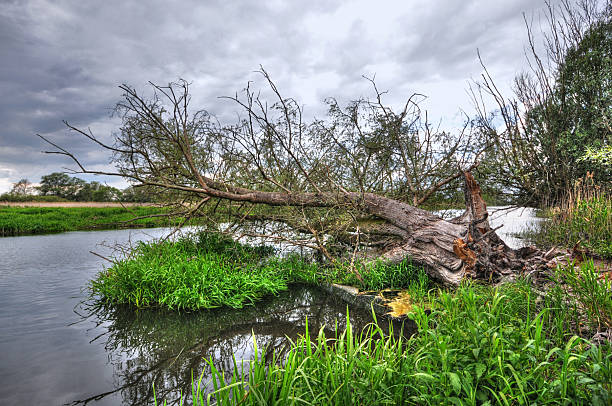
[0,0,556,192]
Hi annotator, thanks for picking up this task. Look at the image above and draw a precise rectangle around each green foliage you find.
[527,17,612,198]
[479,5,612,206]
[332,259,430,297]
[119,185,157,202]
[0,206,181,236]
[91,231,434,311]
[545,260,612,340]
[91,232,324,310]
[34,172,121,201]
[183,280,611,405]
[38,172,85,199]
[581,145,612,165]
[523,192,611,258]
[0,194,68,202]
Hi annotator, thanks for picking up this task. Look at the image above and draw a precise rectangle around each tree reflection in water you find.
[70,286,414,406]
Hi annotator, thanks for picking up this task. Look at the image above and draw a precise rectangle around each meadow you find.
[0,206,185,237]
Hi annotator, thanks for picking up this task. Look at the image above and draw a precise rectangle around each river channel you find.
[0,207,539,405]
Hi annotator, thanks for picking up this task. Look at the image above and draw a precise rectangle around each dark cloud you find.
[0,0,556,192]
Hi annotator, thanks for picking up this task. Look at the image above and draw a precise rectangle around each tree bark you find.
[373,171,526,285]
[211,170,527,286]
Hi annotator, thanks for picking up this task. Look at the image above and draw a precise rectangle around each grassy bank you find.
[0,206,188,236]
[93,231,611,404]
[186,272,610,405]
[92,233,318,310]
[91,231,428,310]
[521,188,611,259]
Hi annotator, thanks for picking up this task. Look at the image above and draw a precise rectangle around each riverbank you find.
[0,206,185,237]
[82,196,612,404]
[0,201,155,207]
[93,231,611,404]
[194,279,611,405]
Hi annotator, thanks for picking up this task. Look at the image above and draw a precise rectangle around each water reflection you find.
[71,286,412,405]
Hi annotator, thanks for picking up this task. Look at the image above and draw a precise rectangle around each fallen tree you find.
[40,72,542,285]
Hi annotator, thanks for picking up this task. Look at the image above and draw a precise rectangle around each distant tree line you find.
[1,172,154,202]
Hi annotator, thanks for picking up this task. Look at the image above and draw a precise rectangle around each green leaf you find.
[448,372,461,395]
[475,363,486,380]
[413,372,435,381]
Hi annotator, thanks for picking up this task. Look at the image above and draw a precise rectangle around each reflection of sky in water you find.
[77,285,390,405]
[435,206,541,249]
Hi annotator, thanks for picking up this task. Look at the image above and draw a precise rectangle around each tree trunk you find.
[370,171,528,286]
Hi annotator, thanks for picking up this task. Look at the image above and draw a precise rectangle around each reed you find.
[179,280,611,405]
[544,260,612,342]
[522,176,611,258]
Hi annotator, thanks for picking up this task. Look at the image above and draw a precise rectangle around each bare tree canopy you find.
[40,71,538,285]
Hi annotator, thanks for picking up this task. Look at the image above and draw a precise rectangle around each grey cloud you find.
[0,0,555,191]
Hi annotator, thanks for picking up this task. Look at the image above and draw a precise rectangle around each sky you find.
[0,0,559,193]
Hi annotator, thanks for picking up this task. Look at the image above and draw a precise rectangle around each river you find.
[0,207,540,405]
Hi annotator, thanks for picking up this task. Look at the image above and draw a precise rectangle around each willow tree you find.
[40,71,538,285]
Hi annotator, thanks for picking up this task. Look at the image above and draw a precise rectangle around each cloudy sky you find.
[0,0,557,193]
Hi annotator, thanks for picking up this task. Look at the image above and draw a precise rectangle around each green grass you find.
[177,278,611,405]
[349,260,429,295]
[91,231,432,311]
[94,232,611,404]
[523,194,611,258]
[0,206,189,236]
[91,232,322,310]
[544,260,612,341]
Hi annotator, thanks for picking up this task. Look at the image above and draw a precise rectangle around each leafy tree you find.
[75,181,120,202]
[9,179,34,195]
[38,172,83,199]
[37,172,121,201]
[526,14,612,191]
[119,186,156,203]
[475,0,611,205]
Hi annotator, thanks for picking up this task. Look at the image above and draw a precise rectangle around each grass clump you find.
[92,231,433,311]
[180,280,611,405]
[544,260,612,341]
[91,232,323,310]
[330,259,432,305]
[0,206,191,236]
[523,180,611,258]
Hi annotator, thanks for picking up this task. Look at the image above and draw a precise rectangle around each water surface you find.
[0,208,538,405]
[0,228,382,405]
